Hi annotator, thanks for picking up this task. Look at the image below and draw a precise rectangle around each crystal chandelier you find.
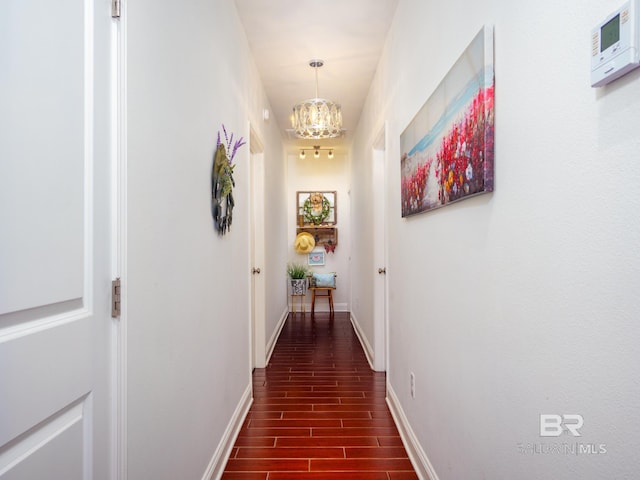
[292,60,343,139]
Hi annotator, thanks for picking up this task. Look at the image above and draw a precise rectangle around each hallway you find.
[222,312,418,479]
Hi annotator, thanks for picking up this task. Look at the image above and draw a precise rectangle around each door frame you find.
[111,3,127,478]
[249,125,266,369]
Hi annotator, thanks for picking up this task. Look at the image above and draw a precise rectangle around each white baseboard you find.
[203,384,253,480]
[266,307,289,364]
[349,312,374,370]
[386,384,440,480]
[287,302,349,313]
[334,302,348,312]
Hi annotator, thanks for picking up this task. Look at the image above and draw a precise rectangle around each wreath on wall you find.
[303,193,331,225]
[211,125,245,235]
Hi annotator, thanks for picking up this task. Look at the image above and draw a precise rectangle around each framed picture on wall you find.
[296,191,337,226]
[400,25,494,217]
[307,251,325,266]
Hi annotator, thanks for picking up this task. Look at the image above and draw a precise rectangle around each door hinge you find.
[112,0,121,18]
[111,277,121,318]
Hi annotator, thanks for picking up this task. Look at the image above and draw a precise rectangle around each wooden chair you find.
[308,273,336,314]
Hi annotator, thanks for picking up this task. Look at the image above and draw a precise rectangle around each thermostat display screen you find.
[601,14,621,51]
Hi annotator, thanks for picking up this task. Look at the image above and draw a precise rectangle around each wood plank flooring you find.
[222,312,418,479]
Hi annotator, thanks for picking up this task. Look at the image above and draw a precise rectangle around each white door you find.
[372,128,388,372]
[250,129,266,369]
[0,0,113,478]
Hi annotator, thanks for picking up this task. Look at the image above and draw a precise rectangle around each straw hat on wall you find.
[294,232,316,254]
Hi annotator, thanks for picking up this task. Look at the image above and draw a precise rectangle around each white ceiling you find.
[234,0,400,152]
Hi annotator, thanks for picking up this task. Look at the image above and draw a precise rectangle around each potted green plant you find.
[287,262,308,296]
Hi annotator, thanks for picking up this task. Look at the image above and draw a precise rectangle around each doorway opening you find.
[249,127,266,369]
[372,125,388,372]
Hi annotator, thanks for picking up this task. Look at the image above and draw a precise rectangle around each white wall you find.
[352,0,640,478]
[287,152,351,311]
[125,0,286,478]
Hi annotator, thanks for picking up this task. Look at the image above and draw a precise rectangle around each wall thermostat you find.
[591,0,640,87]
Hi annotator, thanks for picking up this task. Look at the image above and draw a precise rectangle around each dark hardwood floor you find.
[222,312,418,479]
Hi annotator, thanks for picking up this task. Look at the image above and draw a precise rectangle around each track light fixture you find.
[299,146,335,160]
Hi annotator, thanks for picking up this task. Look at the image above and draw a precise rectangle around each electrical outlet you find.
[410,372,416,398]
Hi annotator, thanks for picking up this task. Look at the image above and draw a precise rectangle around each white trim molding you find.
[203,384,253,480]
[349,312,374,370]
[110,0,128,477]
[386,384,440,480]
[289,302,350,313]
[266,307,288,364]
[111,1,128,477]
